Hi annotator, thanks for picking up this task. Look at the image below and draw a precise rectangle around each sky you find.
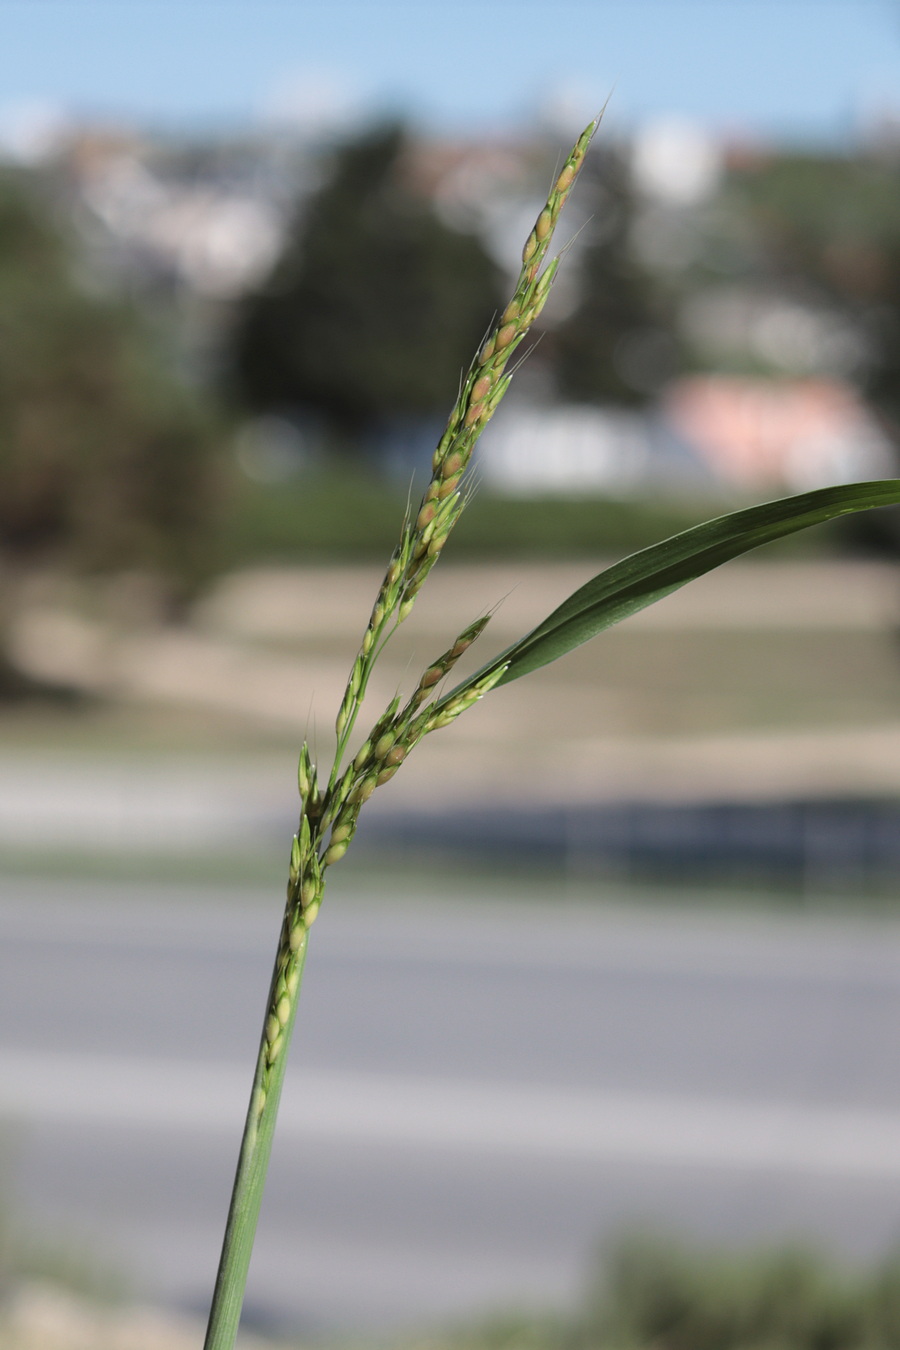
[1,0,899,147]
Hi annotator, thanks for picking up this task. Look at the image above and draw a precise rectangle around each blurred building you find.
[477,377,894,497]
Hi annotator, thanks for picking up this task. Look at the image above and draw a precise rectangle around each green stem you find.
[203,901,311,1350]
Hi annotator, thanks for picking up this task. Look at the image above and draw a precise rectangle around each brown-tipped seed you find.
[419,666,442,690]
[441,449,465,478]
[535,208,553,240]
[438,475,461,499]
[376,764,400,785]
[323,839,349,866]
[501,299,521,325]
[448,627,483,660]
[496,323,517,350]
[464,402,486,427]
[479,337,495,363]
[471,374,492,403]
[384,744,406,768]
[416,501,437,531]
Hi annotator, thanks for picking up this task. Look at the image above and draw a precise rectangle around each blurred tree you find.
[0,171,219,581]
[550,144,682,404]
[228,123,505,446]
[730,152,900,416]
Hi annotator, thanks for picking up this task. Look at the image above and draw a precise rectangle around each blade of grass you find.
[434,479,900,706]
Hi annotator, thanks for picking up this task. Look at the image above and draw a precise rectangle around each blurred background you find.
[6,0,900,1345]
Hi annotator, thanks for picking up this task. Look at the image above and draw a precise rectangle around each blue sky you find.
[2,0,898,145]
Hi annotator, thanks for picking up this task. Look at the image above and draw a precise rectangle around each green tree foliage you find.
[550,144,681,404]
[0,172,218,579]
[228,123,505,442]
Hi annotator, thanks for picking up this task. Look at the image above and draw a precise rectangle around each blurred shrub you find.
[227,122,505,448]
[414,1237,900,1350]
[578,1236,863,1350]
[0,171,220,583]
[219,471,717,565]
[219,470,844,566]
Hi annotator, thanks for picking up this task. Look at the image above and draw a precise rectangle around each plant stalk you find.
[203,899,312,1350]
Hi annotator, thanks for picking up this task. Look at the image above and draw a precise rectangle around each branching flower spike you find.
[203,109,900,1350]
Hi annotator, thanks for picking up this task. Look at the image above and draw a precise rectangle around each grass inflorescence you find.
[203,108,900,1350]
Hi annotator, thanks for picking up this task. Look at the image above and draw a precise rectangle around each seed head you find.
[297,742,316,803]
[350,774,378,805]
[496,323,517,351]
[353,739,372,771]
[554,163,576,194]
[438,474,461,499]
[374,731,395,759]
[535,208,553,241]
[441,449,465,478]
[323,839,349,866]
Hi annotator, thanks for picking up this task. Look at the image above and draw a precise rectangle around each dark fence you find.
[353,798,900,892]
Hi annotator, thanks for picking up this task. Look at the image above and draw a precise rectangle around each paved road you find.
[3,878,900,1333]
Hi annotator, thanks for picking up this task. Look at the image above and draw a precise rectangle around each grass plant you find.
[202,117,900,1350]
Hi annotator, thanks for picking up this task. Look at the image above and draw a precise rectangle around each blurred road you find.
[4,878,900,1332]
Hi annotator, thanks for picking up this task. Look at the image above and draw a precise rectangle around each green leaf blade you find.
[437,480,900,705]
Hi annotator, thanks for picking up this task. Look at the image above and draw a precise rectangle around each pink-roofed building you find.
[664,377,895,493]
